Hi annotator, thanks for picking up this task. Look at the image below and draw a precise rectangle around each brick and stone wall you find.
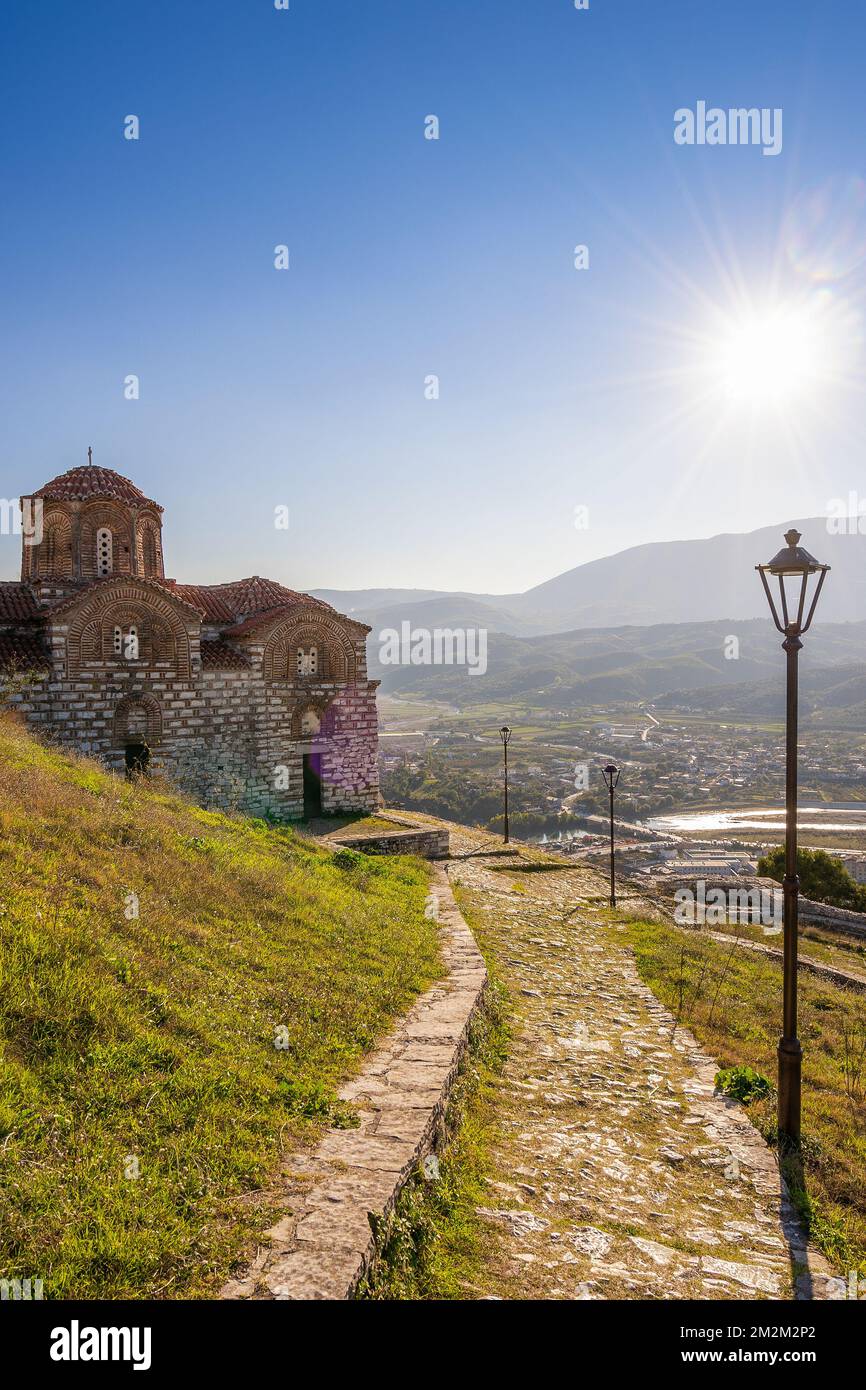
[1,465,383,821]
[6,645,380,820]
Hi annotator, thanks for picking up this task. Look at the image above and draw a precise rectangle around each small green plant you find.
[332,846,364,870]
[715,1064,773,1104]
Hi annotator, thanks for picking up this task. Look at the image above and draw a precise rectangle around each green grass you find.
[626,917,866,1277]
[699,915,866,981]
[0,715,440,1299]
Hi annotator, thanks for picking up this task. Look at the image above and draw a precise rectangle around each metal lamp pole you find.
[601,763,620,907]
[499,725,511,844]
[757,529,829,1147]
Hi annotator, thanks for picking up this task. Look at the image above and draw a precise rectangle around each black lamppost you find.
[601,763,620,907]
[757,529,830,1147]
[499,725,511,844]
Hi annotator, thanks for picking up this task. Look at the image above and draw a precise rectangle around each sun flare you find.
[708,294,857,406]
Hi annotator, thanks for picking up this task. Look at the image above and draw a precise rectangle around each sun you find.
[708,294,856,407]
[716,306,813,403]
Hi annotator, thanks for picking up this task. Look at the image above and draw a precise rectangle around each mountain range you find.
[313,517,866,639]
[361,616,866,713]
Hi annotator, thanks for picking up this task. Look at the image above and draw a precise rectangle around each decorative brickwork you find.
[1,465,380,819]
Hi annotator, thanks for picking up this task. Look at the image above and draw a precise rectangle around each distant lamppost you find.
[757,529,830,1147]
[499,725,512,844]
[601,763,620,907]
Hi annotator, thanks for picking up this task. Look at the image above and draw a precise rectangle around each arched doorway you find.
[113,694,162,780]
[125,741,151,778]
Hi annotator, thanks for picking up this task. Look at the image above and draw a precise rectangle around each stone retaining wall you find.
[332,825,450,860]
[663,875,866,943]
[220,861,485,1300]
[800,896,866,940]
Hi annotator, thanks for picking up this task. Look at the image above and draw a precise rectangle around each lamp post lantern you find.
[601,763,620,907]
[757,529,830,1147]
[499,725,512,844]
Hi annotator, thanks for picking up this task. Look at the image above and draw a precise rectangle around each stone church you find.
[0,463,381,818]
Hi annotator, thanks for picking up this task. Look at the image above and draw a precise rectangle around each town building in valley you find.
[0,463,381,818]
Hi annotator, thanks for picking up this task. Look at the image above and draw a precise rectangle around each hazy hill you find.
[655,659,866,725]
[371,617,866,712]
[315,517,866,637]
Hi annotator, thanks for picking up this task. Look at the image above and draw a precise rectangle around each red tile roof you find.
[200,638,251,670]
[0,632,51,672]
[157,583,236,622]
[165,578,335,625]
[220,604,303,638]
[32,466,162,511]
[210,577,333,618]
[0,583,42,621]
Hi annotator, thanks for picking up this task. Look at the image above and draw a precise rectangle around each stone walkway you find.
[220,863,486,1300]
[446,829,843,1300]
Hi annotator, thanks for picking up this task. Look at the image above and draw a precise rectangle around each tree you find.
[758,845,866,913]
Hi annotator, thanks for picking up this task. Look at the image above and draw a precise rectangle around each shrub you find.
[715,1064,773,1104]
[332,846,365,870]
[758,845,866,913]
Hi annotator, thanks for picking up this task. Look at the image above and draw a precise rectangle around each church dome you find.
[22,462,164,584]
[34,465,162,512]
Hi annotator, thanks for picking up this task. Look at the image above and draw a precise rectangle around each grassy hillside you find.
[0,716,440,1299]
[627,919,866,1277]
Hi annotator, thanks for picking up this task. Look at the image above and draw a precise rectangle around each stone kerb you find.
[220,861,486,1300]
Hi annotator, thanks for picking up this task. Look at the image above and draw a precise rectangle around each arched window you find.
[96,528,113,576]
[296,645,318,677]
[111,623,140,660]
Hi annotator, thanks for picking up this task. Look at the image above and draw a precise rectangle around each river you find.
[647,803,866,835]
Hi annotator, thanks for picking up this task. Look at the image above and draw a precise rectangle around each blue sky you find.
[1,0,865,593]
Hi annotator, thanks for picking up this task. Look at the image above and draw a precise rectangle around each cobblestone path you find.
[445,829,841,1300]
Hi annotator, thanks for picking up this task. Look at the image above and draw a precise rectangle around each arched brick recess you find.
[136,512,164,579]
[66,583,191,677]
[35,510,73,579]
[113,692,163,745]
[79,502,135,579]
[77,605,177,664]
[264,613,357,683]
[290,698,336,740]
